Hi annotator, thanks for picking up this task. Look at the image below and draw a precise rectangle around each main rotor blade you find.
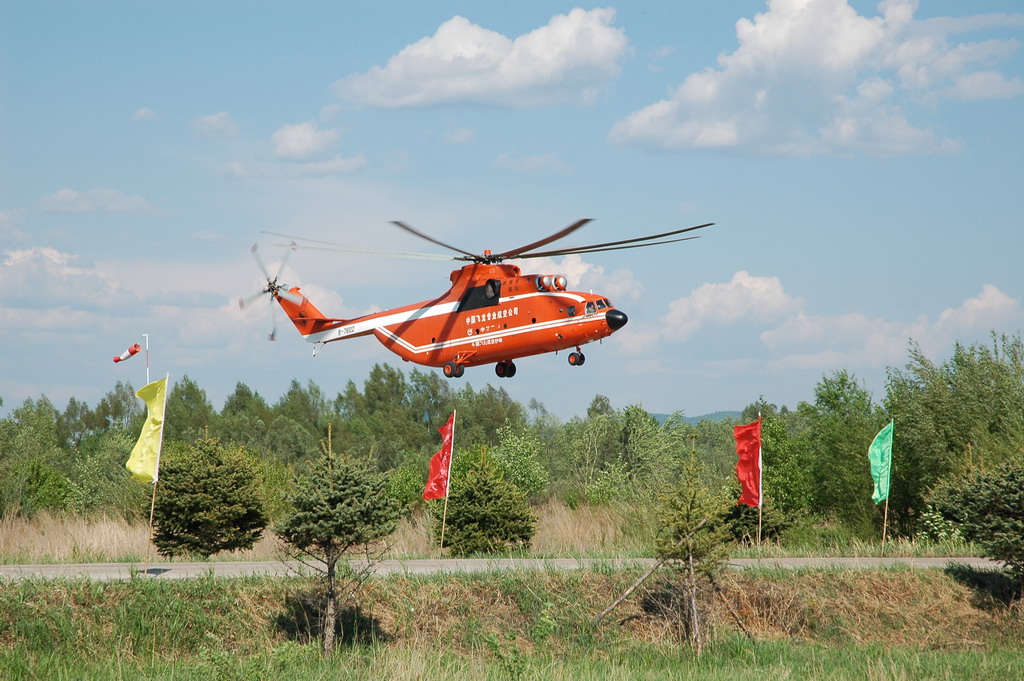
[527,222,714,258]
[391,221,479,259]
[495,218,593,261]
[271,243,454,261]
[516,235,702,260]
[263,231,453,260]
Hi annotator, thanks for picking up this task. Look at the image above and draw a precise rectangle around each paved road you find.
[0,556,1002,581]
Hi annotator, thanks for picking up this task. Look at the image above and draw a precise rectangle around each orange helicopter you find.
[242,219,712,378]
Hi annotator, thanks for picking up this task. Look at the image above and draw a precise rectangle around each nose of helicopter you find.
[605,309,628,330]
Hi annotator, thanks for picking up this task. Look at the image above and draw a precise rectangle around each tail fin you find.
[275,286,347,338]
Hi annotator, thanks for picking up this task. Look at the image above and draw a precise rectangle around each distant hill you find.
[652,410,742,425]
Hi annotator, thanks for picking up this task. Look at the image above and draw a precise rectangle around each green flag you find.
[868,420,894,504]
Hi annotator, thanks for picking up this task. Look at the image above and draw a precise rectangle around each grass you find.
[0,503,978,564]
[0,568,1021,680]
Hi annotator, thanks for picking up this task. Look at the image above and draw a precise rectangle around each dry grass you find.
[616,568,1022,652]
[0,500,644,563]
[0,512,281,563]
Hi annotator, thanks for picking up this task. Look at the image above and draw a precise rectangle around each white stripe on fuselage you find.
[376,309,608,357]
[302,291,590,348]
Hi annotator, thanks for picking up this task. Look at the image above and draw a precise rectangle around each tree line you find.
[1,332,1022,542]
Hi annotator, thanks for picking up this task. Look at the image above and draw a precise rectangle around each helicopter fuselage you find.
[275,262,627,377]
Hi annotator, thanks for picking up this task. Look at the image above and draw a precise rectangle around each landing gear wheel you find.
[443,361,461,378]
[495,361,517,378]
[568,352,586,366]
[454,364,465,378]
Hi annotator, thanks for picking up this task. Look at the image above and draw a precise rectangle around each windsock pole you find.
[142,334,150,384]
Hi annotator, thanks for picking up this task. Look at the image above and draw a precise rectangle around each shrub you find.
[151,437,268,558]
[930,462,1024,577]
[433,448,535,557]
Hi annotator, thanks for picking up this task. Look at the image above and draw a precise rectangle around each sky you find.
[2,0,1023,422]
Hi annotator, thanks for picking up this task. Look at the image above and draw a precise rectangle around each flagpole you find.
[880,497,890,556]
[438,405,458,548]
[142,333,150,385]
[142,373,169,576]
[757,413,763,547]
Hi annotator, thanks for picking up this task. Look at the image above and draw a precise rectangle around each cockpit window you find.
[585,301,596,314]
[457,280,502,312]
[596,299,607,310]
[602,299,612,308]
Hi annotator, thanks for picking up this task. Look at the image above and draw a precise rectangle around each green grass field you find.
[2,566,1021,680]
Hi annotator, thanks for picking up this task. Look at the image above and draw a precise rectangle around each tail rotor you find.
[239,242,303,340]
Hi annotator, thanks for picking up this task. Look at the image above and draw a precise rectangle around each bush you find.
[720,497,792,545]
[433,448,535,557]
[929,462,1024,577]
[152,438,268,558]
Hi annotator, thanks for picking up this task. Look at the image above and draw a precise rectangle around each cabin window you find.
[567,305,576,317]
[457,280,503,312]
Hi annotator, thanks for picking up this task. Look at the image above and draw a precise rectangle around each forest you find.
[1,332,1022,546]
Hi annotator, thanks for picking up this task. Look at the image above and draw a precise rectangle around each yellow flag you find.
[126,376,168,483]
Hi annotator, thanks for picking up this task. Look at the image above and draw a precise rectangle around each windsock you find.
[113,343,142,363]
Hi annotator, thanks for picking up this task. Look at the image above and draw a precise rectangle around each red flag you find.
[113,343,142,363]
[423,411,456,500]
[734,416,762,507]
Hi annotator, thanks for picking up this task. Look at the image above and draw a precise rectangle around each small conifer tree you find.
[151,437,268,558]
[654,445,731,653]
[434,447,536,557]
[276,434,401,654]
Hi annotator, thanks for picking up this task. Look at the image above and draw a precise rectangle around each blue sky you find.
[2,0,1022,421]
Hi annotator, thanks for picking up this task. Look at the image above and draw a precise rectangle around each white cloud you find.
[526,253,644,304]
[942,71,1024,100]
[662,270,799,340]
[494,152,572,174]
[610,0,1023,156]
[194,111,240,138]
[334,8,628,108]
[444,127,476,144]
[0,210,26,242]
[760,284,1022,372]
[131,107,157,121]
[282,154,368,177]
[935,284,1021,331]
[40,188,155,214]
[1,247,124,311]
[271,122,340,160]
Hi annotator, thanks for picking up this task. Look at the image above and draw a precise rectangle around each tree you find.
[654,451,731,653]
[277,438,401,654]
[214,382,272,454]
[163,375,215,443]
[435,448,536,557]
[886,334,1024,531]
[92,381,141,432]
[797,370,885,533]
[493,421,548,498]
[930,462,1024,580]
[0,397,69,515]
[151,437,268,558]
